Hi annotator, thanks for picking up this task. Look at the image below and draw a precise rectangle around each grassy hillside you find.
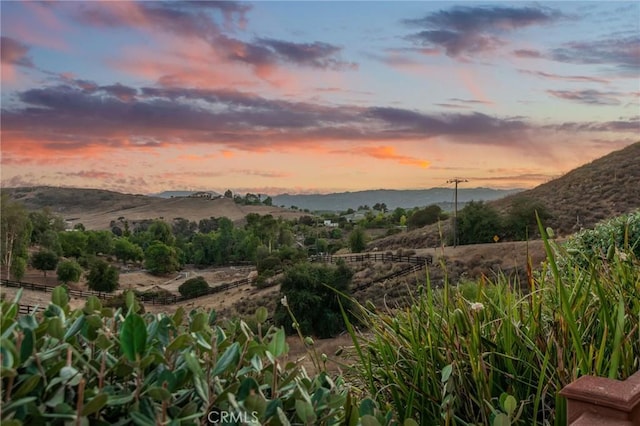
[1,186,304,230]
[491,141,640,236]
[371,142,640,250]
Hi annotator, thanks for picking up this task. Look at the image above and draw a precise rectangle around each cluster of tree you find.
[454,198,551,245]
[274,260,354,338]
[232,192,273,206]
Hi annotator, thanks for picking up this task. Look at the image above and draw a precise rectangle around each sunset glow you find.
[1,1,638,195]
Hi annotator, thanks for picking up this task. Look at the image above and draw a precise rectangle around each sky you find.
[1,1,638,195]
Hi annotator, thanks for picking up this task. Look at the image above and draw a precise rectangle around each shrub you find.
[257,255,282,274]
[274,261,354,338]
[1,289,395,424]
[87,259,119,292]
[178,276,209,297]
[561,209,640,267]
[343,219,640,425]
[56,259,83,284]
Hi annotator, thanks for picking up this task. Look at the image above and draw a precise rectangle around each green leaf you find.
[250,354,263,372]
[84,296,102,314]
[441,364,453,383]
[184,352,208,402]
[145,387,172,402]
[64,315,86,341]
[18,314,38,331]
[52,286,68,308]
[295,399,317,424]
[212,342,240,376]
[503,395,517,417]
[20,328,34,362]
[130,411,157,426]
[12,374,41,398]
[81,393,109,416]
[361,415,381,426]
[120,313,147,362]
[167,334,192,351]
[107,393,134,406]
[190,312,207,333]
[267,328,287,357]
[255,307,268,324]
[359,398,376,416]
[172,307,185,327]
[237,377,260,401]
[493,413,511,426]
[47,317,64,340]
[1,397,38,415]
[404,419,419,426]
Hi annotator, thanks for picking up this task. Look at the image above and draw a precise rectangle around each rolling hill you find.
[1,187,305,230]
[370,142,640,250]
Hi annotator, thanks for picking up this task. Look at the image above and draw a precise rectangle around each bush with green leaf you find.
[274,261,354,338]
[343,217,640,425]
[561,209,639,268]
[178,276,210,297]
[0,287,399,425]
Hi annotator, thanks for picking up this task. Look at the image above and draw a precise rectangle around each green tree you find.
[178,276,210,297]
[457,201,502,245]
[113,238,144,265]
[407,204,445,229]
[10,257,27,281]
[87,259,119,292]
[274,261,354,338]
[349,227,367,253]
[29,208,66,245]
[58,231,88,259]
[31,249,59,279]
[57,260,83,284]
[144,242,179,275]
[504,197,551,240]
[39,229,62,255]
[86,230,114,255]
[1,195,32,279]
[147,220,176,246]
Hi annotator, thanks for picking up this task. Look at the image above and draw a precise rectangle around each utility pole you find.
[447,178,468,247]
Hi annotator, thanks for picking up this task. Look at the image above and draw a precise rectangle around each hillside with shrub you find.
[491,141,640,236]
[371,142,640,250]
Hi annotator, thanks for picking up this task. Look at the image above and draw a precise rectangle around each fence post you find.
[560,371,640,425]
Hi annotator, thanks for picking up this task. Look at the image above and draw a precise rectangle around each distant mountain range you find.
[271,188,523,212]
[152,187,524,212]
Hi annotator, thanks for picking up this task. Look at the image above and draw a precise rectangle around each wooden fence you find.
[1,279,115,300]
[2,253,432,308]
[311,253,433,266]
[1,277,252,306]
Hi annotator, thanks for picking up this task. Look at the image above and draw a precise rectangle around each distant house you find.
[323,220,339,228]
[188,191,219,200]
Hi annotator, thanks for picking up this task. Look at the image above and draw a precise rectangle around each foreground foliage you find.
[1,289,399,425]
[343,215,640,425]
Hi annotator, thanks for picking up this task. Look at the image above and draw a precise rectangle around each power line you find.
[447,178,468,247]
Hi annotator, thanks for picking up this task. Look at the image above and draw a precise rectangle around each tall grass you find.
[342,219,640,425]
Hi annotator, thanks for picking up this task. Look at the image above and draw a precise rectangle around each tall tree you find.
[57,260,83,284]
[144,242,179,275]
[87,259,119,292]
[31,249,59,279]
[457,201,502,245]
[58,231,88,259]
[1,195,32,279]
[86,230,114,255]
[349,227,368,253]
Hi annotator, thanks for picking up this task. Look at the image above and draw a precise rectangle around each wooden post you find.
[560,371,640,425]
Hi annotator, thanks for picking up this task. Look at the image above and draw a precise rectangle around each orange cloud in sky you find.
[358,145,430,168]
